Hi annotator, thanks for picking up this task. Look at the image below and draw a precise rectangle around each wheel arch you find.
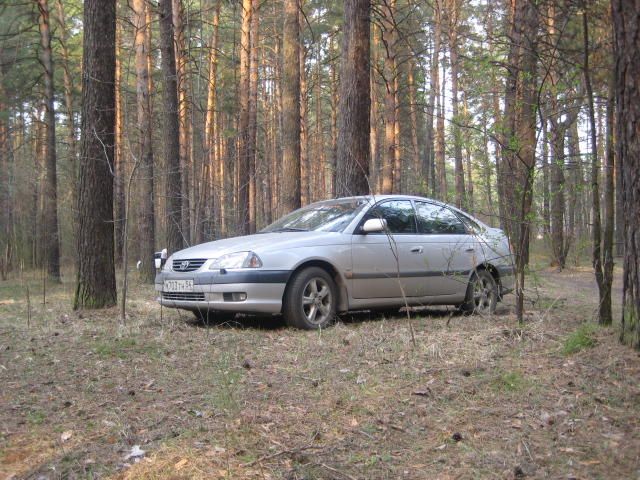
[473,262,502,298]
[284,259,349,313]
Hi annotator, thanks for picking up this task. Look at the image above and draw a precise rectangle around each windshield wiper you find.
[266,227,308,233]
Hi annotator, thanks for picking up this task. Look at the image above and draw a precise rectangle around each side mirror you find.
[154,248,168,269]
[362,218,386,234]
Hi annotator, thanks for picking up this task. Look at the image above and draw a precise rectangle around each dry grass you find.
[1,267,638,479]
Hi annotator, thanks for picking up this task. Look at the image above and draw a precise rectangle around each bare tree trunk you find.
[434,0,446,200]
[446,0,465,209]
[159,0,183,253]
[248,0,259,231]
[114,22,125,268]
[237,0,252,233]
[329,34,338,197]
[281,0,301,212]
[204,0,221,239]
[172,0,191,245]
[336,0,370,196]
[501,0,539,323]
[37,0,61,281]
[54,0,78,252]
[408,61,421,193]
[132,0,156,283]
[74,0,117,309]
[300,37,309,205]
[612,0,640,348]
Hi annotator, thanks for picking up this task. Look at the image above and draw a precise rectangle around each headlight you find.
[162,256,173,272]
[209,251,262,270]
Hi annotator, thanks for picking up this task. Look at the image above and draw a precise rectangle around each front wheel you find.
[460,269,498,315]
[283,267,337,329]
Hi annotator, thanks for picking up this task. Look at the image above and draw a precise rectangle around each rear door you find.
[413,201,479,296]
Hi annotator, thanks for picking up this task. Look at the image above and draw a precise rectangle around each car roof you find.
[313,194,450,207]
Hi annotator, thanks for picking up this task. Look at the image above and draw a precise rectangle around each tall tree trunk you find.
[248,0,259,231]
[501,0,539,323]
[114,22,125,268]
[281,0,301,212]
[74,0,117,309]
[329,34,338,197]
[37,0,61,281]
[0,58,14,278]
[447,0,465,209]
[601,70,615,326]
[204,0,221,239]
[54,0,78,252]
[159,0,183,253]
[549,119,567,270]
[381,0,397,194]
[300,39,309,205]
[336,0,370,196]
[132,0,156,283]
[237,0,252,232]
[408,60,421,193]
[172,0,191,245]
[612,0,640,348]
[433,0,446,200]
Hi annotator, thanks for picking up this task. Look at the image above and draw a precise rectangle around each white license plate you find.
[163,279,194,292]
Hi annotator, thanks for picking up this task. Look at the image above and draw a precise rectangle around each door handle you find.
[410,246,423,254]
[465,248,475,253]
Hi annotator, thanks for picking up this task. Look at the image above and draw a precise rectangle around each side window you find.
[414,202,467,235]
[365,200,417,234]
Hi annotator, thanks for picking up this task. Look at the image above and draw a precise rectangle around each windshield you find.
[261,199,367,233]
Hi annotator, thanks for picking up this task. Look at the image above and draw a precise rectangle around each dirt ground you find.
[0,266,638,479]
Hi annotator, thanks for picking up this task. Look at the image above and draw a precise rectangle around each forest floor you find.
[0,264,639,479]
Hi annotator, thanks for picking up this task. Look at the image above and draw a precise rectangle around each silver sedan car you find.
[155,195,514,329]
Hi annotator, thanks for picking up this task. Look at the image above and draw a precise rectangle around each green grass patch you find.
[492,371,527,393]
[562,323,597,355]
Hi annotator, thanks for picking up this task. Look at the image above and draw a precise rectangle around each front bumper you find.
[155,270,291,314]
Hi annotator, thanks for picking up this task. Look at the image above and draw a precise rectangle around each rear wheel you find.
[283,267,337,329]
[460,269,498,315]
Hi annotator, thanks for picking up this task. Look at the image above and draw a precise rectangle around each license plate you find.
[163,279,194,292]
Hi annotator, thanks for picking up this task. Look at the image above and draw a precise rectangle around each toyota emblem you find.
[180,260,190,270]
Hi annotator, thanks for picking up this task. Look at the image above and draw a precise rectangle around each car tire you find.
[283,267,337,329]
[192,310,236,325]
[460,269,498,315]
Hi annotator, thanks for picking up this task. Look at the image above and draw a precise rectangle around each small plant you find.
[562,323,597,355]
[492,371,527,393]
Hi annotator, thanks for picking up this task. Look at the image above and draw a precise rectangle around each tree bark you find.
[612,0,640,348]
[336,0,370,196]
[281,0,301,212]
[74,0,117,309]
[172,0,191,245]
[446,0,465,209]
[501,0,539,323]
[158,0,183,253]
[132,0,156,283]
[237,0,252,232]
[36,0,61,282]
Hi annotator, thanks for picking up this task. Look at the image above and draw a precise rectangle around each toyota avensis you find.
[155,195,514,329]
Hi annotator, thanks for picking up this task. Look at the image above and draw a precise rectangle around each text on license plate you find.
[163,279,194,292]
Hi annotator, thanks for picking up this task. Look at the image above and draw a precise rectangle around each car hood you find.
[170,231,346,259]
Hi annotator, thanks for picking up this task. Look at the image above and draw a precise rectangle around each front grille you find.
[162,292,205,301]
[172,258,207,272]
